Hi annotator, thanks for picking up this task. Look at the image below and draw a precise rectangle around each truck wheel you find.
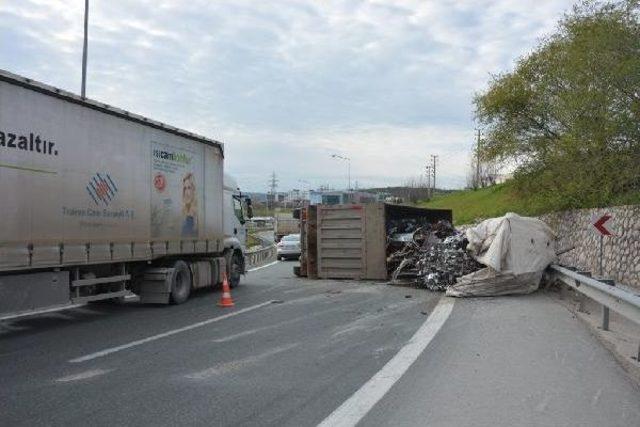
[229,252,242,289]
[170,260,192,304]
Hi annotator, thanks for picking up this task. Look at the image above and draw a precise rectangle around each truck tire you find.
[229,252,243,289]
[170,260,192,304]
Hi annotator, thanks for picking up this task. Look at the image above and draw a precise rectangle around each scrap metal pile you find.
[387,220,483,291]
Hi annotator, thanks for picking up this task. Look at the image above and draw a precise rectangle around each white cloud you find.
[0,0,574,191]
[215,121,479,193]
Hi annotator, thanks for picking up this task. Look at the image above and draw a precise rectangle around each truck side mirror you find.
[246,198,253,219]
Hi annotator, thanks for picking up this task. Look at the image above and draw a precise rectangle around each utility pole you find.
[431,155,438,196]
[425,164,432,199]
[267,171,278,213]
[475,129,482,189]
[81,0,89,98]
[330,154,351,191]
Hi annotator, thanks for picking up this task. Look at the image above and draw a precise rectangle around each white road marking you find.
[2,261,280,323]
[317,297,455,427]
[69,300,276,363]
[185,343,299,379]
[210,308,329,343]
[56,368,112,382]
[0,304,85,322]
[247,260,279,272]
[211,328,262,343]
[0,292,139,322]
[592,388,602,406]
[331,314,382,338]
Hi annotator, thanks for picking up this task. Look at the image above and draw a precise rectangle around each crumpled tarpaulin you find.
[446,213,557,297]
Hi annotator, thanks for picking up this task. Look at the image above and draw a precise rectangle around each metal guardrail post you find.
[576,279,585,313]
[576,271,591,313]
[549,264,640,326]
[602,303,610,331]
[599,279,615,331]
[549,265,640,364]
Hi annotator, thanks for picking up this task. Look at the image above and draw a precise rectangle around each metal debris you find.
[386,218,428,235]
[387,221,483,291]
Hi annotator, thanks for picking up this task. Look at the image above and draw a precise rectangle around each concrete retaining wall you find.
[541,205,640,291]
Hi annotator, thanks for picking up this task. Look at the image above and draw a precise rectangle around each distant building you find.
[247,216,274,229]
[307,190,377,206]
[376,192,391,202]
[309,190,323,205]
[284,189,309,207]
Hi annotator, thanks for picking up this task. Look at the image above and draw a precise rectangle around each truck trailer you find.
[296,203,452,280]
[275,214,300,242]
[0,69,251,317]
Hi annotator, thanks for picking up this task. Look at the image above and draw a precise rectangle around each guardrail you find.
[548,264,640,360]
[246,225,275,233]
[246,245,276,268]
[245,234,277,269]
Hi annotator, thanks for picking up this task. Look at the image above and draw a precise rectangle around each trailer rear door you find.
[316,204,386,280]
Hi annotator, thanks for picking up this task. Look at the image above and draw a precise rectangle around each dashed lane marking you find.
[3,261,278,323]
[56,368,112,383]
[185,343,299,379]
[69,300,276,363]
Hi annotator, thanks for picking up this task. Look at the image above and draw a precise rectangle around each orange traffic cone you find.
[218,272,235,307]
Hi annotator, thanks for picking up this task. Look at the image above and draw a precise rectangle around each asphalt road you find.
[1,261,639,426]
[362,294,640,427]
[0,261,439,426]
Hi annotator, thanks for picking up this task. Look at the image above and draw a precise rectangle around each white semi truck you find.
[0,69,252,317]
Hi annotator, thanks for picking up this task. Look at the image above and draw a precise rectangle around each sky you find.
[0,0,575,192]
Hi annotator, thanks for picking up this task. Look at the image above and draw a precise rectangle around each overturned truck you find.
[295,203,452,280]
[296,205,558,298]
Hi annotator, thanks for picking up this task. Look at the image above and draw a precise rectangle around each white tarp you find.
[446,213,556,297]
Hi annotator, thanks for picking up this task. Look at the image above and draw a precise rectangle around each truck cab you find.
[223,174,252,287]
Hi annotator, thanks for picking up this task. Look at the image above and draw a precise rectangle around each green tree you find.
[475,0,640,210]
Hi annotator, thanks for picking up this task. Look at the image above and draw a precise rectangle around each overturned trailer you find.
[296,203,452,280]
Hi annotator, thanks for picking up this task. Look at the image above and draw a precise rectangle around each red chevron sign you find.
[592,213,613,236]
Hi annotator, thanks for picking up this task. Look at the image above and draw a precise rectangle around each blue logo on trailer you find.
[86,173,118,206]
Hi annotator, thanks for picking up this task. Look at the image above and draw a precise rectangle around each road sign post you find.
[592,213,614,330]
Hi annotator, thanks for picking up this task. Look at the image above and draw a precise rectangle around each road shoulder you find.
[360,292,640,427]
[547,286,640,385]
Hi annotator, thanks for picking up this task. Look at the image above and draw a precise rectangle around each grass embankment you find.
[246,234,261,248]
[420,183,525,225]
[251,206,293,217]
[420,182,640,225]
